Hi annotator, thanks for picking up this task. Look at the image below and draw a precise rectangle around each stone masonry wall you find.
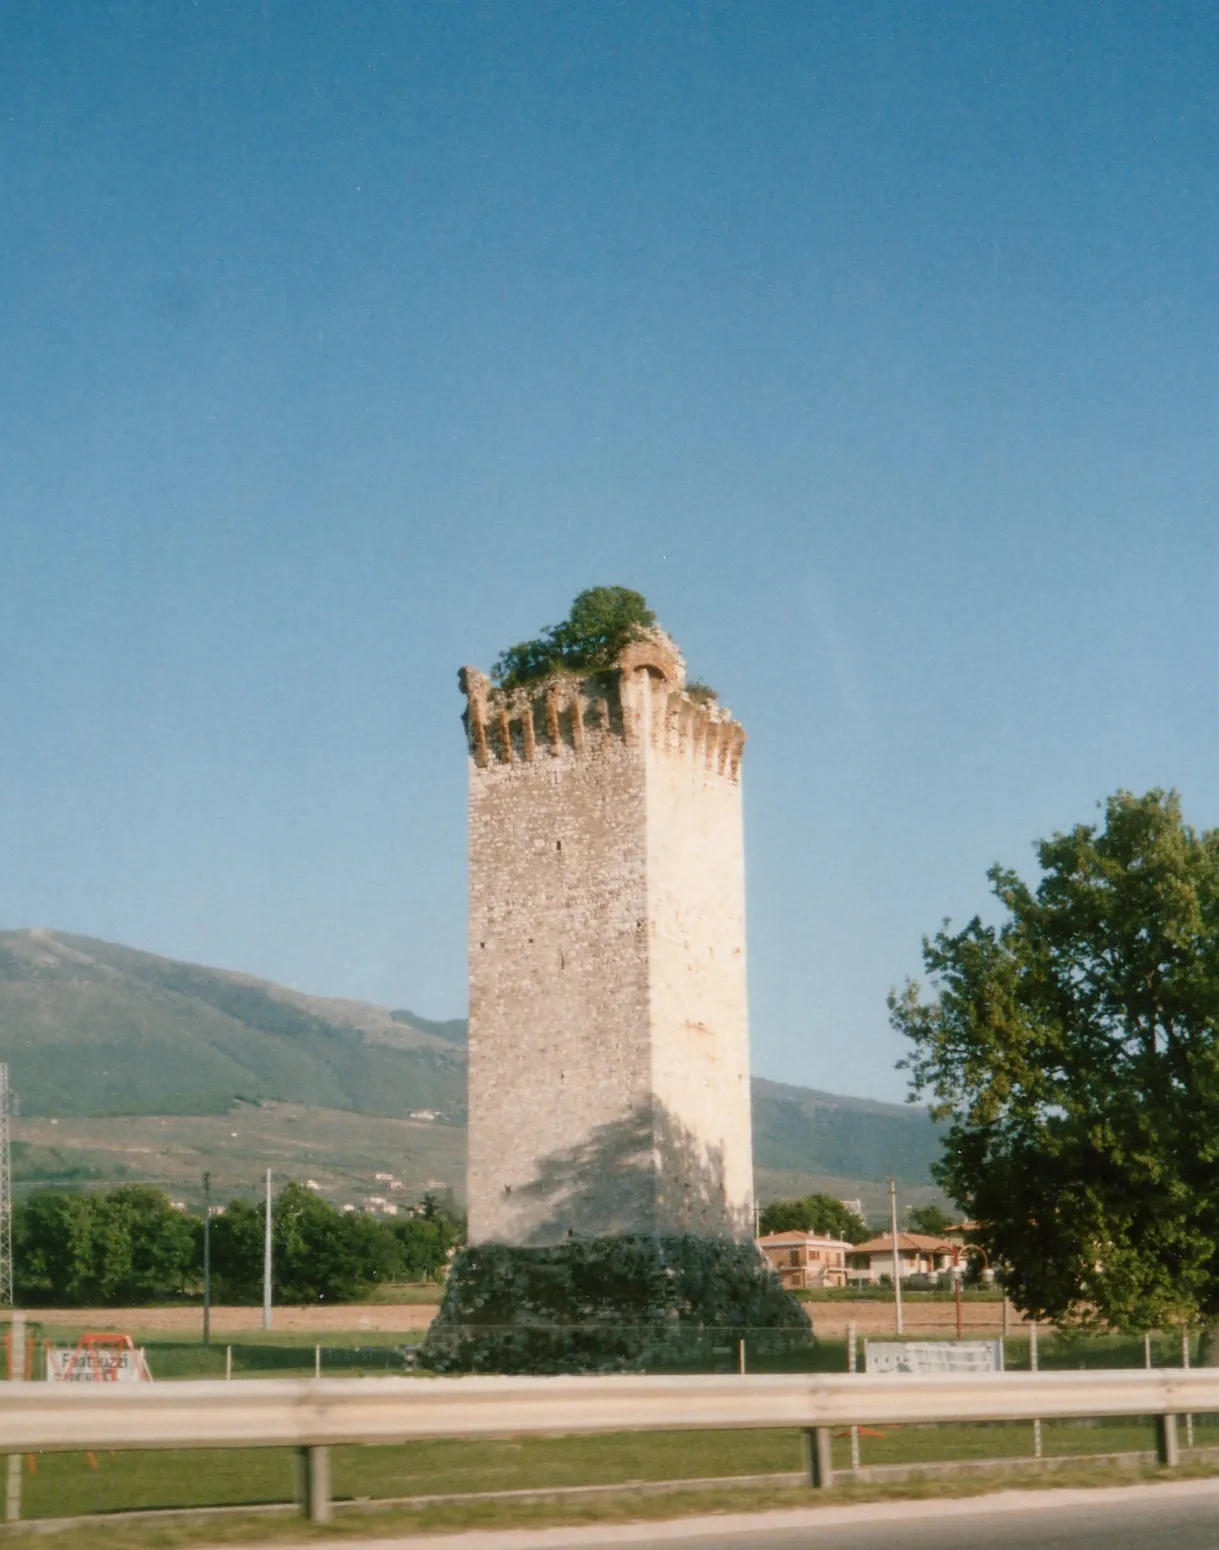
[637,674,753,1239]
[460,638,753,1247]
[463,668,653,1245]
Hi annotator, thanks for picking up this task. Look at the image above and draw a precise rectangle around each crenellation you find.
[495,708,513,763]
[569,690,586,754]
[545,686,561,752]
[458,658,747,786]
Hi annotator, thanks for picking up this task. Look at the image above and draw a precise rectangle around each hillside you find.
[751,1077,944,1184]
[0,930,946,1212]
[0,930,466,1120]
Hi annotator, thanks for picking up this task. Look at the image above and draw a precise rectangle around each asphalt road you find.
[624,1488,1219,1549]
[277,1479,1219,1550]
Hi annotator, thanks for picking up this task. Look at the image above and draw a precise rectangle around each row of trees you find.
[759,1195,958,1242]
[759,1193,870,1241]
[13,1183,463,1307]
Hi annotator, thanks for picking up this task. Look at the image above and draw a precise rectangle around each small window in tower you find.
[556,839,562,851]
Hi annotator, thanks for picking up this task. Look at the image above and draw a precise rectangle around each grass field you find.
[19,1417,1219,1524]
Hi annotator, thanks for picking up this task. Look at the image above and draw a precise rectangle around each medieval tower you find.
[460,626,754,1248]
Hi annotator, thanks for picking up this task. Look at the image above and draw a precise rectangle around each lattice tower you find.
[0,1065,12,1306]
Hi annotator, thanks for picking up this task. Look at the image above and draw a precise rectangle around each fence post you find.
[315,1345,321,1380]
[225,1346,232,1381]
[298,1445,332,1521]
[1029,1319,1042,1460]
[1144,1332,1152,1370]
[1156,1414,1179,1468]
[803,1427,833,1489]
[1183,1327,1194,1448]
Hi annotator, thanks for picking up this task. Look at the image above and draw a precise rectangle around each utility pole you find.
[0,1066,13,1309]
[202,1171,212,1347]
[263,1168,273,1332]
[889,1177,903,1335]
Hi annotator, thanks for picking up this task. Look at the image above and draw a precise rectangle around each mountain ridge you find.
[0,929,945,1194]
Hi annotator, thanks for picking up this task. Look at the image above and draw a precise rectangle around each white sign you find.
[865,1340,1004,1375]
[45,1346,152,1383]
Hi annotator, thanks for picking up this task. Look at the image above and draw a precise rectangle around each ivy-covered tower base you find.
[420,1234,811,1374]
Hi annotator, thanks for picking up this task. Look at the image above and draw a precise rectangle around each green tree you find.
[492,586,657,689]
[88,1186,198,1303]
[908,1205,953,1237]
[14,1192,95,1306]
[891,789,1219,1343]
[14,1187,198,1306]
[759,1193,869,1242]
[393,1196,464,1281]
[211,1184,403,1304]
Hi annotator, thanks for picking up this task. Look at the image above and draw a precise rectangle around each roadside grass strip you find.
[12,1418,1219,1524]
[10,1457,1219,1550]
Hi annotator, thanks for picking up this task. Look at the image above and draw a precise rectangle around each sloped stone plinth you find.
[419,1234,813,1375]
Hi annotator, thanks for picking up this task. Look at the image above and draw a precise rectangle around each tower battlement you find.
[458,634,746,780]
[461,627,754,1249]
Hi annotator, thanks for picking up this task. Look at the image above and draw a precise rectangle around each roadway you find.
[261,1478,1219,1549]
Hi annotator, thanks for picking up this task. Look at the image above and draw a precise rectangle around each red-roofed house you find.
[846,1233,955,1285]
[756,1230,848,1290]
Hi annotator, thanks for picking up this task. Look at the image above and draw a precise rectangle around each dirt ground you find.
[23,1299,1029,1340]
[27,1304,439,1336]
[806,1300,1030,1339]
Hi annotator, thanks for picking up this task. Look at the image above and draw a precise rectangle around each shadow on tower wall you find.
[423,1102,809,1374]
[504,1099,748,1247]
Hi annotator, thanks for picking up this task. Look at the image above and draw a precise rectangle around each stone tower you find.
[459,630,754,1248]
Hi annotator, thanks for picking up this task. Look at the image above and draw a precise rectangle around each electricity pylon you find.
[0,1065,12,1307]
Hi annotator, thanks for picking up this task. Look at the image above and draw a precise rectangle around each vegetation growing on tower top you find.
[492,587,659,689]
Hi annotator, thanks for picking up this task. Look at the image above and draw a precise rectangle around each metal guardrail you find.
[2,1369,1213,1521]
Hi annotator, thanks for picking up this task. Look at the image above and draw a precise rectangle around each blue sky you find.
[3,3,1218,1101]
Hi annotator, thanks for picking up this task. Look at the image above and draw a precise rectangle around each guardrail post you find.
[297,1445,332,1521]
[848,1318,860,1472]
[1156,1414,1180,1468]
[803,1427,833,1489]
[6,1314,25,1522]
[4,1457,18,1524]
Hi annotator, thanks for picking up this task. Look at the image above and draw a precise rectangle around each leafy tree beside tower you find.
[892,789,1219,1353]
